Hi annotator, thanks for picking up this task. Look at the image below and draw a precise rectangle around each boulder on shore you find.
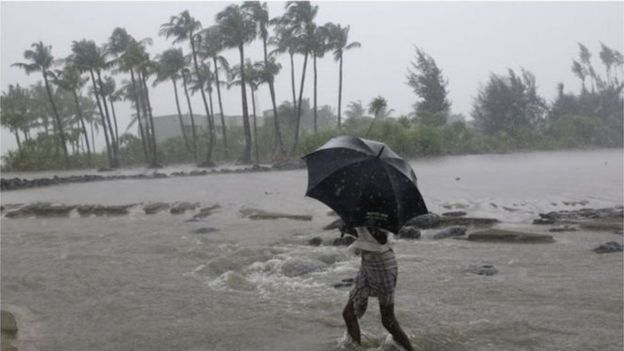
[191,227,219,234]
[308,237,323,246]
[464,264,498,276]
[192,204,222,220]
[398,226,421,239]
[468,229,554,243]
[433,226,467,240]
[77,204,135,216]
[31,203,76,217]
[404,213,440,229]
[143,202,170,215]
[1,309,17,335]
[170,202,200,215]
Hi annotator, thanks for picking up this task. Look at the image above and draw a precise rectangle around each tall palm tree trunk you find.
[43,71,69,167]
[206,85,217,162]
[96,71,120,168]
[250,87,259,164]
[212,57,228,156]
[313,54,318,133]
[89,70,113,167]
[289,52,297,132]
[140,70,159,166]
[71,89,92,166]
[190,34,215,166]
[130,69,150,163]
[237,44,252,164]
[181,74,198,163]
[292,51,309,154]
[262,37,285,156]
[136,70,153,157]
[171,78,190,151]
[337,55,344,128]
[13,130,22,152]
[109,99,120,144]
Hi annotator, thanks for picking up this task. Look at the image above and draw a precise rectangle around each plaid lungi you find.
[349,249,398,318]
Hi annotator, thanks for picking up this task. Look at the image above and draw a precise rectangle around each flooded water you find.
[1,149,623,351]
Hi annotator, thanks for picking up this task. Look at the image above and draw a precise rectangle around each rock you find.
[593,241,623,254]
[579,221,623,232]
[333,282,353,289]
[438,216,499,228]
[464,264,498,276]
[442,202,469,210]
[308,237,322,246]
[152,172,168,178]
[502,206,520,212]
[468,229,554,243]
[404,213,440,229]
[192,204,221,219]
[562,200,589,206]
[333,236,356,246]
[433,226,467,240]
[548,225,577,232]
[342,278,355,283]
[1,309,18,335]
[240,207,312,221]
[97,167,114,172]
[533,218,555,225]
[398,226,421,239]
[324,218,345,230]
[281,258,326,277]
[31,203,76,217]
[5,204,36,218]
[442,211,467,217]
[170,202,199,215]
[143,202,170,215]
[78,204,135,216]
[192,227,219,234]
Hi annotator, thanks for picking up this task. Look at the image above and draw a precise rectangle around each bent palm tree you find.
[13,41,69,166]
[325,23,361,128]
[366,96,393,136]
[243,1,286,156]
[198,26,230,155]
[52,63,93,166]
[154,48,190,150]
[161,10,216,166]
[216,4,257,164]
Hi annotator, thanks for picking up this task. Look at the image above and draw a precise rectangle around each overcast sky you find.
[1,1,623,154]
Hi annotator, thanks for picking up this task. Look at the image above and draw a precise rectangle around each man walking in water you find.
[342,225,414,351]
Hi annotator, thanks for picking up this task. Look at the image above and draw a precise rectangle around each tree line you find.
[1,1,361,170]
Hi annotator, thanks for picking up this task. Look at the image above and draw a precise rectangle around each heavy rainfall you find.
[1,1,623,351]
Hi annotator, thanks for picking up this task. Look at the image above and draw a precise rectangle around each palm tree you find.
[154,48,190,150]
[181,67,199,162]
[279,1,318,154]
[270,24,299,135]
[311,24,330,133]
[188,62,218,163]
[70,39,118,168]
[215,4,257,164]
[160,10,216,166]
[0,84,31,152]
[325,23,361,128]
[366,96,393,136]
[198,26,230,155]
[119,79,150,162]
[52,63,93,166]
[243,1,286,156]
[101,76,121,145]
[12,41,69,166]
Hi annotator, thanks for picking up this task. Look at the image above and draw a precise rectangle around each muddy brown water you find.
[1,149,622,350]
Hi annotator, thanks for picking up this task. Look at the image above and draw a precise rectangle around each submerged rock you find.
[433,226,467,240]
[170,202,199,215]
[533,218,555,225]
[31,203,76,217]
[405,213,440,229]
[308,237,323,246]
[333,236,356,246]
[143,202,170,215]
[464,264,498,276]
[593,241,623,254]
[192,227,219,234]
[5,204,37,218]
[1,309,17,335]
[77,204,135,216]
[192,204,221,220]
[548,225,577,232]
[442,211,467,217]
[438,216,499,228]
[398,226,421,239]
[468,229,554,243]
[240,207,312,221]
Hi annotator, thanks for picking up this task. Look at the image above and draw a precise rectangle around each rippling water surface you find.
[1,149,623,350]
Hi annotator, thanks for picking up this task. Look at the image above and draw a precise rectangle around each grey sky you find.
[1,1,623,154]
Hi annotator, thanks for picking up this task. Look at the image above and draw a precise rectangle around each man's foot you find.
[380,334,408,351]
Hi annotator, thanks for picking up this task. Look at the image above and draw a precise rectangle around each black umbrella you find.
[303,135,428,234]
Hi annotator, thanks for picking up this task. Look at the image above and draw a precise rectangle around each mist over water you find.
[1,149,623,350]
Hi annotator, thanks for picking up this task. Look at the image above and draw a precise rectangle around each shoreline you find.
[0,160,306,192]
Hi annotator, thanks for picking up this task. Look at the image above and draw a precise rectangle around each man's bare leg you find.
[342,299,361,345]
[379,302,414,351]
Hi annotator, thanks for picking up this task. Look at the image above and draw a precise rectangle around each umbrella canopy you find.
[303,135,428,233]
